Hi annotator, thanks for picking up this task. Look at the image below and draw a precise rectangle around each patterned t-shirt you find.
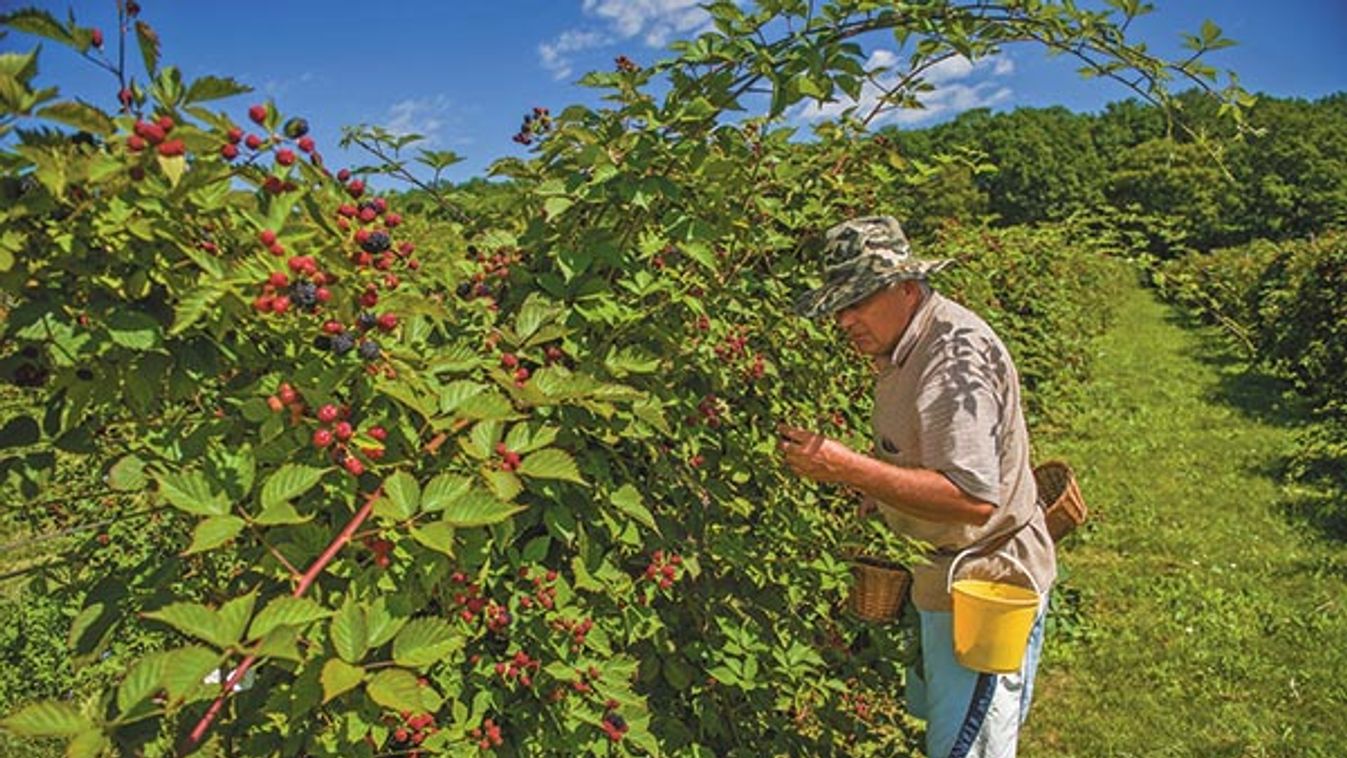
[870,290,1056,612]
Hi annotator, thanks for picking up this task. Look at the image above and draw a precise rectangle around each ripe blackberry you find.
[358,340,381,361]
[604,713,627,731]
[312,334,332,351]
[361,231,391,254]
[282,117,309,139]
[456,282,473,300]
[331,332,356,355]
[290,281,319,310]
[357,311,378,330]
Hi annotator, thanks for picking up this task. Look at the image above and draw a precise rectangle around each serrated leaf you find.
[0,701,90,737]
[183,515,244,555]
[184,75,251,103]
[157,154,185,187]
[253,500,312,525]
[107,311,162,350]
[3,10,71,46]
[365,597,408,649]
[117,653,167,713]
[215,592,257,648]
[454,390,516,420]
[160,646,219,702]
[482,469,522,501]
[442,489,524,528]
[321,659,365,703]
[438,380,486,414]
[518,448,584,484]
[365,669,423,712]
[504,422,558,454]
[247,597,331,641]
[392,618,462,668]
[381,470,420,519]
[610,484,659,534]
[144,602,231,648]
[515,294,562,342]
[260,464,327,511]
[107,454,147,492]
[36,100,114,135]
[170,286,224,336]
[66,728,107,758]
[330,600,369,664]
[134,20,159,75]
[410,520,455,556]
[255,625,302,662]
[465,420,503,460]
[421,473,471,512]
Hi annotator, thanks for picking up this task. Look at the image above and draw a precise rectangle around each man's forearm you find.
[838,449,994,526]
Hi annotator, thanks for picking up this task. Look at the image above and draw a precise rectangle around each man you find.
[778,216,1056,758]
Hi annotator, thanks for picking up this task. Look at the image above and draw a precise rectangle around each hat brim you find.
[792,258,955,319]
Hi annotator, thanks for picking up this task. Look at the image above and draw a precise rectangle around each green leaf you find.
[106,311,162,350]
[409,520,456,557]
[255,626,302,662]
[36,100,114,135]
[183,515,244,555]
[438,380,486,414]
[381,470,420,519]
[392,618,462,668]
[329,600,369,664]
[135,20,159,75]
[184,75,251,103]
[610,484,659,534]
[144,602,231,648]
[66,728,108,758]
[155,469,229,517]
[260,464,327,512]
[466,420,503,460]
[482,469,522,502]
[420,473,471,512]
[107,454,147,491]
[157,154,186,188]
[247,597,331,641]
[2,10,72,46]
[215,592,257,647]
[442,489,524,528]
[170,286,224,336]
[253,500,312,525]
[364,598,408,648]
[160,646,220,702]
[518,448,584,484]
[117,653,167,713]
[0,701,90,737]
[321,659,365,703]
[365,669,423,712]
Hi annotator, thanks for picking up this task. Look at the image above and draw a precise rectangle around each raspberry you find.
[377,313,398,331]
[297,136,315,153]
[337,204,356,218]
[334,421,353,441]
[337,168,351,182]
[134,121,165,144]
[384,212,402,227]
[268,242,285,257]
[369,426,388,441]
[343,456,365,476]
[127,135,146,152]
[275,148,296,166]
[248,104,268,125]
[245,133,263,150]
[315,287,331,303]
[220,143,239,160]
[500,353,518,369]
[346,179,365,198]
[259,229,277,246]
[358,207,378,223]
[271,296,291,314]
[322,320,344,335]
[358,340,381,361]
[227,127,243,144]
[91,28,104,47]
[155,137,182,156]
[268,272,288,288]
[317,404,339,423]
[157,115,174,132]
[331,332,356,355]
[313,428,333,448]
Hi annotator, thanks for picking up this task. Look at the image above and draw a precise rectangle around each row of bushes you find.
[1156,231,1347,535]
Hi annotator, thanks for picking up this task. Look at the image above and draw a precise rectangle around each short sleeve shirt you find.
[871,291,1057,611]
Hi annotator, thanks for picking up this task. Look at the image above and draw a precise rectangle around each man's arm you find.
[778,425,993,526]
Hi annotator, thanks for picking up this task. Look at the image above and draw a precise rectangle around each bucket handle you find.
[946,547,1043,599]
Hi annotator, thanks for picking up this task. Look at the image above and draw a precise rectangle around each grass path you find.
[1020,276,1347,756]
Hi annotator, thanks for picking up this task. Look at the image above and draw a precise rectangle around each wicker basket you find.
[847,556,911,622]
[1034,460,1087,542]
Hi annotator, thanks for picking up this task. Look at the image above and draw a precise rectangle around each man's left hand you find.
[777,424,857,484]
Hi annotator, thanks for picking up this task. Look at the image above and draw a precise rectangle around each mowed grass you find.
[1021,274,1347,756]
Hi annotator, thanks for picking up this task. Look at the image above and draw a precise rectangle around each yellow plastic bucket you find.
[947,551,1043,674]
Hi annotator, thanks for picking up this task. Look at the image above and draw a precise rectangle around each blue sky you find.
[5,1,1345,184]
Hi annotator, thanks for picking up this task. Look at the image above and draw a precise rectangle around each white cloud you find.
[261,71,315,98]
[538,0,715,80]
[383,95,455,144]
[539,29,611,81]
[795,52,1015,128]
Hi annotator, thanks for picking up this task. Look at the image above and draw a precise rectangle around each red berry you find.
[358,207,378,223]
[495,442,509,456]
[297,136,315,153]
[157,115,174,132]
[315,287,331,303]
[323,320,344,335]
[377,313,398,331]
[337,204,356,218]
[245,133,263,150]
[313,428,333,448]
[248,104,268,125]
[259,229,277,246]
[317,404,339,423]
[268,242,286,257]
[127,135,146,152]
[369,426,387,441]
[90,28,104,47]
[220,143,239,160]
[514,367,530,383]
[334,421,353,441]
[500,353,518,369]
[277,383,298,404]
[287,256,306,273]
[344,456,365,476]
[266,395,284,413]
[346,179,364,198]
[227,127,243,144]
[384,212,402,227]
[134,120,165,144]
[275,148,296,166]
[268,272,288,288]
[337,168,351,182]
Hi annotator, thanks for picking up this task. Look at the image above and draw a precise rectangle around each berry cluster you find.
[468,718,504,751]
[713,325,766,381]
[614,55,640,74]
[494,442,523,472]
[498,352,531,389]
[524,568,560,611]
[362,534,393,568]
[685,393,724,429]
[448,571,487,623]
[600,710,629,743]
[389,709,437,752]
[456,245,521,309]
[641,549,683,590]
[493,649,540,688]
[251,247,333,315]
[223,104,323,174]
[299,402,385,476]
[126,115,184,157]
[511,106,551,146]
[265,382,306,425]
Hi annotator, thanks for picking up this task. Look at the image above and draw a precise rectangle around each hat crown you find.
[823,215,912,272]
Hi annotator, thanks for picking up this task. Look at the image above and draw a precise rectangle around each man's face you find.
[834,280,923,357]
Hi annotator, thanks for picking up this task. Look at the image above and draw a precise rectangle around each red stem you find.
[182,489,380,752]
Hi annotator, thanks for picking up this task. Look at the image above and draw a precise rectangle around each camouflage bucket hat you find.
[792,215,955,319]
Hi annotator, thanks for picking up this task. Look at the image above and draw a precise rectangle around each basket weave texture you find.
[1034,460,1087,542]
[847,557,911,622]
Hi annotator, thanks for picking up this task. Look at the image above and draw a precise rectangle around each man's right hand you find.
[857,496,879,518]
